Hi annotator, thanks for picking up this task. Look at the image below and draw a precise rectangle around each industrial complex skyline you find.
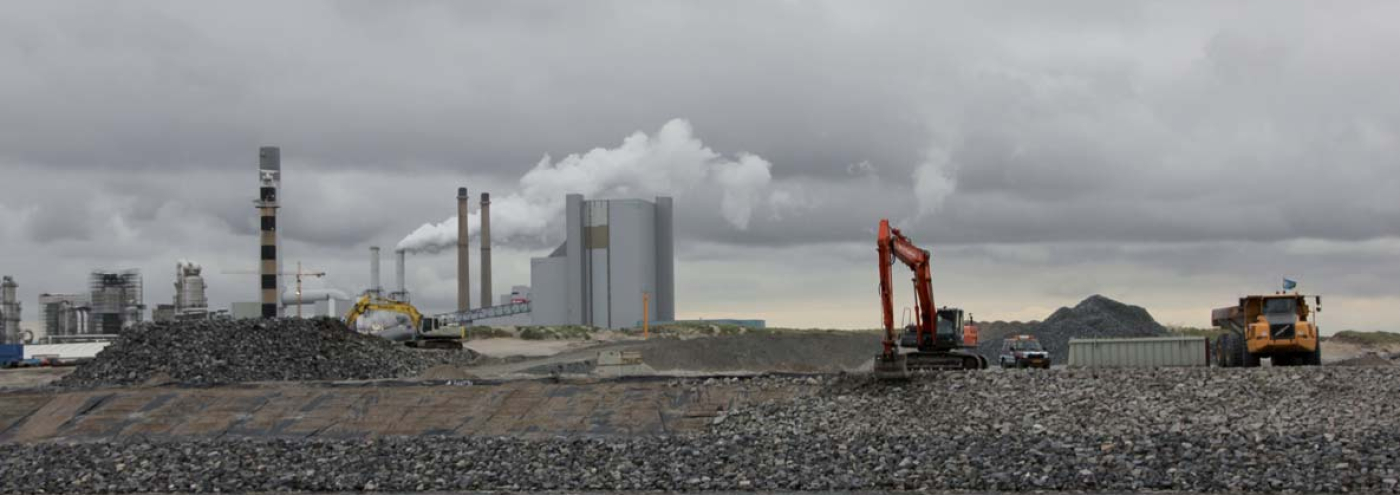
[2,1,1399,331]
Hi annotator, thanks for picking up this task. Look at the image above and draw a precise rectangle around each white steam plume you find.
[397,119,773,253]
[912,148,957,217]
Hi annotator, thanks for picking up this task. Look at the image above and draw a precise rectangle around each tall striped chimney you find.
[480,192,492,308]
[457,187,470,312]
[257,146,281,318]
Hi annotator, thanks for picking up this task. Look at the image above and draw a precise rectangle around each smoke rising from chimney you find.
[395,119,775,253]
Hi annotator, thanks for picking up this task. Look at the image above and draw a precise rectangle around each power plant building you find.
[89,270,144,334]
[529,194,674,329]
[1,276,20,344]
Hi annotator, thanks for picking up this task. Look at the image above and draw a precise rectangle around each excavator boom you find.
[874,219,986,379]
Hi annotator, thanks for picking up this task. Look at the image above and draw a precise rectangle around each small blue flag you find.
[1283,278,1297,290]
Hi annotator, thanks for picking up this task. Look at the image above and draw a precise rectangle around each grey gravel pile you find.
[57,318,477,388]
[977,294,1168,363]
[7,368,1400,493]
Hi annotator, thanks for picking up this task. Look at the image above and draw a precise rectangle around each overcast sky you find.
[2,1,1398,332]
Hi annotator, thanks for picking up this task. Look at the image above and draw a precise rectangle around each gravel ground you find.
[5,367,1399,493]
[56,318,479,389]
[635,331,882,372]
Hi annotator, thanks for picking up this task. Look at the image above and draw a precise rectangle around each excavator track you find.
[906,350,987,372]
[874,351,986,380]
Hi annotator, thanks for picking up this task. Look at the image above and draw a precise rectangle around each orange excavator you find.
[875,219,987,379]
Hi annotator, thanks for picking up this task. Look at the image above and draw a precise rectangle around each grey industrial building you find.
[38,293,88,337]
[529,194,674,328]
[1,276,20,344]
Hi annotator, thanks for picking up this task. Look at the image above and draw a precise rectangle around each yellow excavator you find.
[344,295,459,349]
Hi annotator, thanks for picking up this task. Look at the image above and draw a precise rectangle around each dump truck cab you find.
[1212,293,1321,367]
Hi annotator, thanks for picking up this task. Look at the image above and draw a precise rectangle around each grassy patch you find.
[1330,330,1400,346]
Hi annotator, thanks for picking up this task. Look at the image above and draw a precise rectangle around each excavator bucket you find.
[874,353,910,380]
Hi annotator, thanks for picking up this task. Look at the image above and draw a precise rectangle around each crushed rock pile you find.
[977,294,1168,363]
[6,368,1400,493]
[57,318,478,388]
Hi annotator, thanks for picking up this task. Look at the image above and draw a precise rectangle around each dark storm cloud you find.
[0,1,926,178]
[25,201,92,243]
[2,1,1400,330]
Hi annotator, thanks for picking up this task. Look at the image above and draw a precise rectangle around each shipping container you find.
[1068,336,1209,368]
[0,344,21,367]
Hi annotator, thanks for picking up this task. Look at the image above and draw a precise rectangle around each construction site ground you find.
[3,330,1395,444]
[4,326,1399,494]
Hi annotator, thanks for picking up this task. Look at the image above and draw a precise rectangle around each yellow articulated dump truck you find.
[1212,293,1322,367]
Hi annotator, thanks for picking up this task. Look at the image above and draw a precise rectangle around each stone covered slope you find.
[6,368,1400,493]
[58,318,476,388]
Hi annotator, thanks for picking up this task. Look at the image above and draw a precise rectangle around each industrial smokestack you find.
[457,187,470,312]
[394,249,407,302]
[480,192,492,308]
[257,146,281,319]
[369,246,381,297]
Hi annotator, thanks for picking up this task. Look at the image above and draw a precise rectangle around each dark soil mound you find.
[976,295,1169,364]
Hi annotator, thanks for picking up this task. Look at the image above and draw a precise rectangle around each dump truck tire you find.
[1217,334,1239,368]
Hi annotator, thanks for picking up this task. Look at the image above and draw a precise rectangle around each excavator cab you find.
[873,220,988,379]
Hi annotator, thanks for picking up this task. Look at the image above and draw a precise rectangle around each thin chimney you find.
[480,192,492,308]
[369,246,381,297]
[457,187,470,312]
[394,249,407,302]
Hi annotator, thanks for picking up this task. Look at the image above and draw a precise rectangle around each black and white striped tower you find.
[257,147,281,318]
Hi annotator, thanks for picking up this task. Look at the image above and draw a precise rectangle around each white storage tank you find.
[1068,336,1209,368]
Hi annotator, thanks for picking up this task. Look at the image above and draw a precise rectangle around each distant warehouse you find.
[1068,336,1210,368]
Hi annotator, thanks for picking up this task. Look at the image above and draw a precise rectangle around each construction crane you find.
[221,262,327,318]
[874,219,986,379]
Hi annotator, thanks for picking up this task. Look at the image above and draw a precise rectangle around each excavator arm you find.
[878,219,936,356]
[874,219,986,378]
